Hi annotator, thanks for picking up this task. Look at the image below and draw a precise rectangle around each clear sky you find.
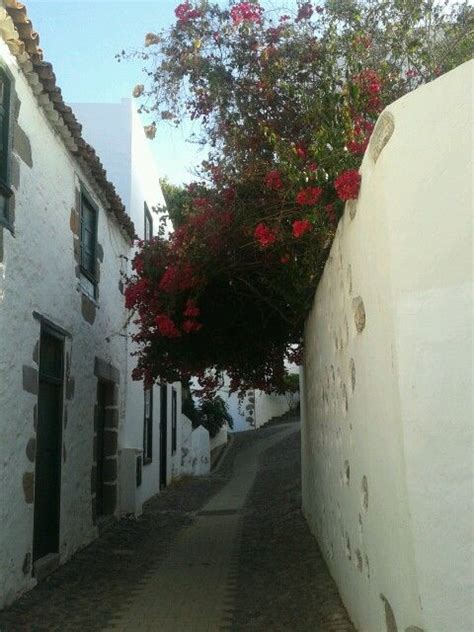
[26,1,210,185]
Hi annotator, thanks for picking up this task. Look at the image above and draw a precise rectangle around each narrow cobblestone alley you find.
[0,421,354,632]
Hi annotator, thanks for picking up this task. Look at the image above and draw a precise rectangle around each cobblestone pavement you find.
[231,428,354,632]
[0,423,354,632]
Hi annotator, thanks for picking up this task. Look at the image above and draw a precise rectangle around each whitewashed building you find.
[0,2,190,609]
[73,99,186,509]
[218,374,296,432]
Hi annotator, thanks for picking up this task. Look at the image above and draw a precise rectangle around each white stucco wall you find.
[73,99,180,505]
[191,426,211,476]
[301,61,473,632]
[217,373,293,432]
[210,424,228,452]
[254,391,291,428]
[0,39,130,607]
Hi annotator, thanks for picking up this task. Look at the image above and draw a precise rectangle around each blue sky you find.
[26,1,210,184]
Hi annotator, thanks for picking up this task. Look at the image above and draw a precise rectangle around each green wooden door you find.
[159,384,168,489]
[33,330,63,562]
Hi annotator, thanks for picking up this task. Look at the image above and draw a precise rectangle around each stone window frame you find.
[79,184,99,286]
[91,357,120,525]
[0,61,15,233]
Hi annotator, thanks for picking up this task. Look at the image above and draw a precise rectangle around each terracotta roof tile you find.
[1,0,136,240]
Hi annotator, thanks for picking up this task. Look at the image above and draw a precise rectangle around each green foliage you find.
[283,372,300,394]
[182,380,233,437]
[160,178,192,228]
[198,395,233,437]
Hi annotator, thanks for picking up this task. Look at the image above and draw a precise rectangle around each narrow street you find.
[0,420,354,632]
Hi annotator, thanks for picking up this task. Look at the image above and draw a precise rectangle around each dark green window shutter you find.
[80,191,97,279]
[0,70,10,184]
[144,203,153,241]
[0,69,11,226]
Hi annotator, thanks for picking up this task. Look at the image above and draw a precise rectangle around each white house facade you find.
[0,3,188,609]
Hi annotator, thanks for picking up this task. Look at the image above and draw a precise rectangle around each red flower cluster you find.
[182,319,202,333]
[254,223,277,248]
[124,278,149,310]
[156,315,181,338]
[296,2,313,21]
[296,186,322,206]
[355,68,381,95]
[230,2,263,25]
[347,115,374,155]
[159,263,199,293]
[354,69,382,112]
[295,144,307,159]
[266,26,283,43]
[175,2,202,23]
[184,298,200,318]
[334,169,361,201]
[193,197,213,211]
[292,219,312,238]
[264,170,284,190]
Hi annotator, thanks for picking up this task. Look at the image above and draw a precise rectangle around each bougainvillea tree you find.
[124,0,472,395]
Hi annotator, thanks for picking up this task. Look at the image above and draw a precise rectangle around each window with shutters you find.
[80,189,98,282]
[0,68,13,229]
[144,203,153,241]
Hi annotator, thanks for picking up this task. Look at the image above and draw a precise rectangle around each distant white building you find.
[217,374,296,432]
[73,99,185,504]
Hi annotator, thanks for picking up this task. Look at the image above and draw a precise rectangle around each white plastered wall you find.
[254,391,291,428]
[301,61,473,632]
[0,41,130,607]
[73,99,181,504]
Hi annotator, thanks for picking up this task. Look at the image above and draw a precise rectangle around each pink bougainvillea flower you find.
[292,219,312,238]
[354,68,382,97]
[175,2,202,23]
[159,264,199,293]
[334,169,361,201]
[182,319,203,333]
[307,162,318,172]
[346,116,374,155]
[124,278,148,310]
[296,2,313,21]
[184,299,200,318]
[230,2,263,25]
[155,315,181,338]
[254,223,277,248]
[264,170,284,190]
[295,144,307,159]
[295,186,322,206]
